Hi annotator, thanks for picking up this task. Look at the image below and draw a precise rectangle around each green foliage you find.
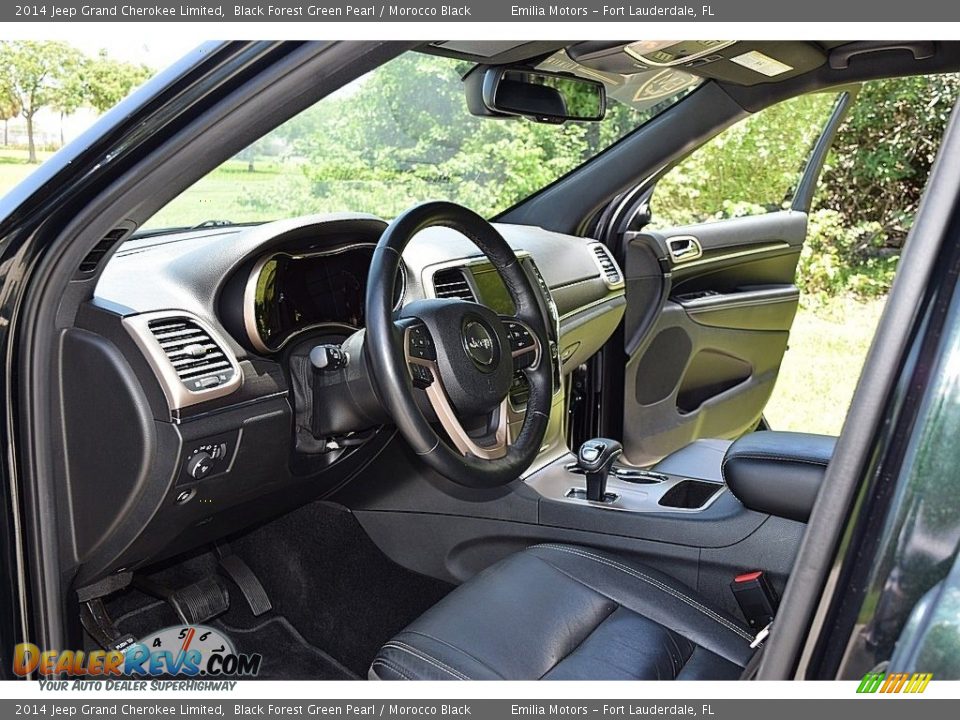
[0,41,85,161]
[159,52,960,303]
[817,74,960,243]
[0,41,152,161]
[651,92,839,227]
[801,75,960,299]
[237,54,656,219]
[82,50,152,113]
[650,76,960,299]
[798,209,897,302]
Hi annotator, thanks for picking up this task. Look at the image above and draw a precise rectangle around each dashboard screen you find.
[469,266,517,316]
[252,245,395,351]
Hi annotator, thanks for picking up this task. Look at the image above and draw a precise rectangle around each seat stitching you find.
[401,630,506,680]
[370,658,415,681]
[532,545,753,642]
[382,642,471,680]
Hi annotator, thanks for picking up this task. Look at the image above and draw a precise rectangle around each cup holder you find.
[564,463,667,484]
[658,479,723,509]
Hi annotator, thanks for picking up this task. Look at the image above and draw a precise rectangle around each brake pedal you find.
[218,553,273,617]
[135,575,230,625]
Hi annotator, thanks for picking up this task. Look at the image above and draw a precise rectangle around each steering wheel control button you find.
[409,363,435,388]
[462,319,497,369]
[505,321,535,351]
[407,325,437,361]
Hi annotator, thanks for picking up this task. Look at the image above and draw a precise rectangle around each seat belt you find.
[739,622,772,679]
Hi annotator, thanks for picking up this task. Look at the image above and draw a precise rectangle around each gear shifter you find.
[578,438,623,502]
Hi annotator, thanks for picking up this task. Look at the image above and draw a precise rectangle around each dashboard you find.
[67,212,625,589]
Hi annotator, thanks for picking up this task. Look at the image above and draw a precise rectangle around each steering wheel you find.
[365,201,554,488]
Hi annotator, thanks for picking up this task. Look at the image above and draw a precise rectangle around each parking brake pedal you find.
[218,553,272,617]
[81,599,138,652]
[135,575,230,625]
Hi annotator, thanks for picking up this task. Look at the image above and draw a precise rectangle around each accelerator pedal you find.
[135,575,230,625]
[218,550,273,617]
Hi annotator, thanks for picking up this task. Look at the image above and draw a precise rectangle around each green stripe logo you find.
[857,672,932,694]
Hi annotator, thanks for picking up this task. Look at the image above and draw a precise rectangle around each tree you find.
[0,41,85,162]
[83,50,152,114]
[51,54,86,147]
[0,76,20,147]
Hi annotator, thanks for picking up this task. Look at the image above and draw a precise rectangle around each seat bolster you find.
[528,544,755,667]
[371,631,504,680]
[370,543,755,680]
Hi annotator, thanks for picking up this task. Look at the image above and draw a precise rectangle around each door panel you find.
[621,211,805,466]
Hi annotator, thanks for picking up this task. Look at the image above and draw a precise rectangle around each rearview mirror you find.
[467,66,606,124]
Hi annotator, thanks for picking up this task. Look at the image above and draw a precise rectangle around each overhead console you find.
[568,40,828,85]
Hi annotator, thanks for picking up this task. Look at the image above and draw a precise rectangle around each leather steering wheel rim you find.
[365,201,553,488]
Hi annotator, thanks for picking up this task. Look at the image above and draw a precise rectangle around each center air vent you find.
[432,267,476,301]
[590,244,624,288]
[124,311,243,411]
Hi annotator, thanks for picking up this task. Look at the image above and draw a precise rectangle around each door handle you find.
[667,235,702,263]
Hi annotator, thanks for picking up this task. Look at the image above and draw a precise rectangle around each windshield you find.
[144,50,701,230]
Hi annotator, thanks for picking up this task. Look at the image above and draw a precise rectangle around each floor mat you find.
[103,501,452,679]
[215,616,357,680]
[230,501,454,677]
[112,594,357,680]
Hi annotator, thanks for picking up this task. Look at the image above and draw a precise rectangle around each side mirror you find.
[465,65,606,124]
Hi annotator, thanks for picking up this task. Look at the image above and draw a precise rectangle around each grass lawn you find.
[144,158,292,229]
[0,145,883,438]
[0,148,291,229]
[765,297,887,436]
[0,147,55,193]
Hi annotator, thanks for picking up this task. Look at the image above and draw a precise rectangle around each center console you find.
[528,439,727,514]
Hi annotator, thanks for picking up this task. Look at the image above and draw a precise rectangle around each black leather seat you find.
[370,543,755,680]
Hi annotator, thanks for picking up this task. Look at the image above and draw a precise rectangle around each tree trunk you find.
[60,111,65,148]
[3,119,7,147]
[248,159,255,172]
[26,112,37,163]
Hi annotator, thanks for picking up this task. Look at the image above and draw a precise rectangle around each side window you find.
[649,92,841,228]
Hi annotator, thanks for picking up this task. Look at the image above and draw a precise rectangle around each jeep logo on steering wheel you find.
[462,320,496,368]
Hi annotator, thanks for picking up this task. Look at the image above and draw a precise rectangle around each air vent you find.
[147,317,236,392]
[77,228,127,275]
[432,267,476,301]
[124,311,243,411]
[591,244,624,288]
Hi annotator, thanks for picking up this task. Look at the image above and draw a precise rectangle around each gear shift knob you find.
[578,438,623,502]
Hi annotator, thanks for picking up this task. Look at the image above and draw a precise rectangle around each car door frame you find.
[759,93,960,680]
[581,88,857,460]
